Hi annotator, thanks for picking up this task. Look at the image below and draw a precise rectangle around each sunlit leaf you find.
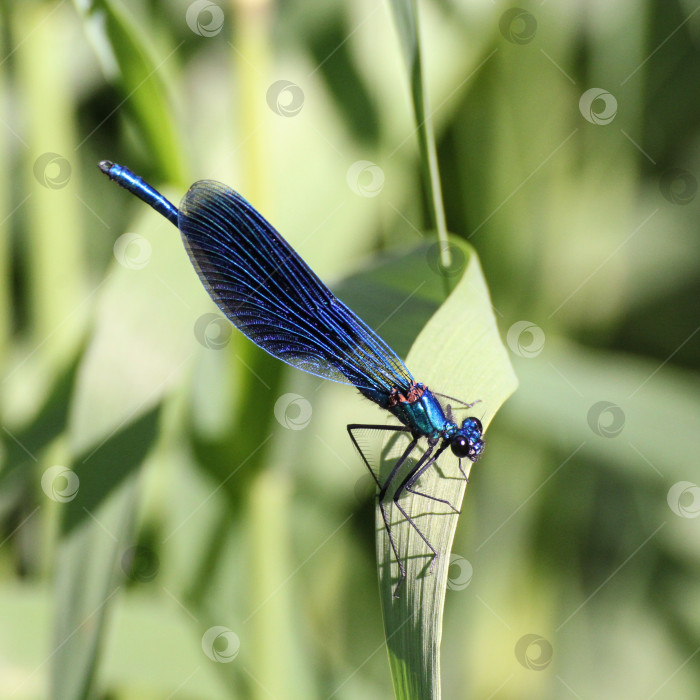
[374,238,516,699]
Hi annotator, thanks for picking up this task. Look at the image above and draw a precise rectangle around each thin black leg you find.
[399,441,451,507]
[391,441,454,579]
[347,424,418,596]
[347,424,411,488]
[347,425,462,597]
[389,441,438,572]
[457,459,470,483]
[406,476,460,513]
[377,437,422,596]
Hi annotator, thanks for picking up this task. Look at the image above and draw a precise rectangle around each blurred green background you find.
[2,0,700,698]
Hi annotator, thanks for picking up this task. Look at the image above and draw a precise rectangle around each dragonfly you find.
[98,161,485,596]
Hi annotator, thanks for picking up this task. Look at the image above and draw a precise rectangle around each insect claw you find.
[429,552,439,574]
[393,574,406,598]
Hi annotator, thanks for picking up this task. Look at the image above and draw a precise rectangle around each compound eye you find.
[450,435,471,459]
[471,418,483,434]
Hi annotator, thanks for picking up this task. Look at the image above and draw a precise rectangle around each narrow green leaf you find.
[0,352,83,521]
[14,3,87,373]
[388,0,448,267]
[73,0,186,182]
[247,469,317,699]
[51,408,159,700]
[376,237,517,700]
[0,26,10,365]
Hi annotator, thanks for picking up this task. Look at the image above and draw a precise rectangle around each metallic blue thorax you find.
[387,384,454,439]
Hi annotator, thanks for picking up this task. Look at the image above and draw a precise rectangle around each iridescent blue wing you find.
[178,180,414,396]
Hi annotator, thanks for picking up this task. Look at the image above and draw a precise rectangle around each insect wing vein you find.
[178,181,413,394]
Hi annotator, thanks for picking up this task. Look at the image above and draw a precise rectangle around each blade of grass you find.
[231,0,272,206]
[388,0,449,270]
[376,237,517,699]
[0,26,9,366]
[50,407,160,700]
[73,0,186,183]
[15,3,87,374]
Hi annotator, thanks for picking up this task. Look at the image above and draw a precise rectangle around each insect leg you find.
[347,424,411,487]
[457,459,470,483]
[347,424,417,597]
[400,441,453,510]
[390,441,453,579]
[386,440,444,597]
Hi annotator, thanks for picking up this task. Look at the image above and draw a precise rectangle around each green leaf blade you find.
[388,0,448,264]
[376,237,517,700]
[75,0,186,183]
